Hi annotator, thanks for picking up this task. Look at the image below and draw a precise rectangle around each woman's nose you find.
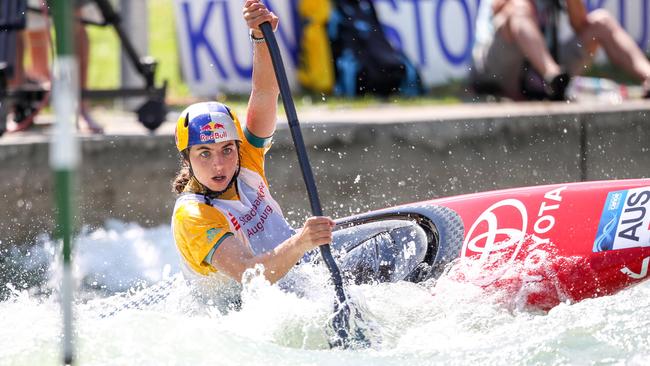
[211,155,229,169]
[212,160,223,169]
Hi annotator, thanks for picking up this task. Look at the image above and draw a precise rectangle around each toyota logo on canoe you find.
[462,199,528,265]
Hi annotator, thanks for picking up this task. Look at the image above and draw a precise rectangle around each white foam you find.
[3,222,650,365]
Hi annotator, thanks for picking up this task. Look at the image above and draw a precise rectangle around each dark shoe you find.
[548,72,571,101]
[519,65,548,101]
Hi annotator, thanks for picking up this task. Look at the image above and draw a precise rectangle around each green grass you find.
[584,62,642,85]
[86,20,119,90]
[87,0,190,102]
[148,0,191,102]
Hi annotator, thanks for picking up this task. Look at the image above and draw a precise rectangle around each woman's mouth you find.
[212,175,227,183]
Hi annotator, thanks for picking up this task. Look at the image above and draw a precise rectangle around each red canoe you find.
[334,178,650,310]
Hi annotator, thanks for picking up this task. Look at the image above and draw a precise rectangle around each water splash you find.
[1,222,650,365]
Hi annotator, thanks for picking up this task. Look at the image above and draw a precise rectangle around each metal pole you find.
[51,1,80,365]
[119,0,148,109]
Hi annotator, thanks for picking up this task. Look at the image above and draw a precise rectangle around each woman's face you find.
[188,141,239,192]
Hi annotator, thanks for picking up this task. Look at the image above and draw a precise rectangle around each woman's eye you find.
[199,151,210,158]
[223,147,233,155]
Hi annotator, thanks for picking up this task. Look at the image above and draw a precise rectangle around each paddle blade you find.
[328,298,375,349]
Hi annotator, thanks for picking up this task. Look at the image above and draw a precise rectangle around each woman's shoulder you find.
[173,196,229,224]
[239,133,269,179]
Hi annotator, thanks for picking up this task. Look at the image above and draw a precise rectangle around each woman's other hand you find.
[243,0,279,38]
[296,216,336,251]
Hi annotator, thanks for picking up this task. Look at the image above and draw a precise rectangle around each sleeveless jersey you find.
[171,121,295,279]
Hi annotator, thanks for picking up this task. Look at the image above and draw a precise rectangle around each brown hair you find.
[172,152,191,194]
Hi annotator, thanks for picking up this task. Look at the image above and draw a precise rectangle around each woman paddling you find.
[171,1,335,296]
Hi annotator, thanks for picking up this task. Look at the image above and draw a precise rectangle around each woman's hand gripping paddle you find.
[259,22,367,348]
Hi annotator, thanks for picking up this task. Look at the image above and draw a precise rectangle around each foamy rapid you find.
[1,221,649,365]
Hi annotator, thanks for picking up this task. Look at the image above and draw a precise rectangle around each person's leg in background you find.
[476,0,569,100]
[25,0,50,85]
[10,34,26,88]
[75,2,103,133]
[25,28,50,84]
[498,0,562,83]
[473,32,527,100]
[575,9,650,95]
[8,0,28,89]
[6,0,48,132]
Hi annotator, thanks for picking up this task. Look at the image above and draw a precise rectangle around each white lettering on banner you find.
[621,256,650,279]
[173,0,650,96]
[462,187,566,282]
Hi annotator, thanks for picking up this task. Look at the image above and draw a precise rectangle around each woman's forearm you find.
[244,236,307,283]
[212,217,334,283]
[211,236,305,283]
[211,235,304,284]
[246,35,280,138]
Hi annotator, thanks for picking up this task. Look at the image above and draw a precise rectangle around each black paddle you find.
[259,22,362,348]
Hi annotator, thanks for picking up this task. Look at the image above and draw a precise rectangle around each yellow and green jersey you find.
[171,119,295,278]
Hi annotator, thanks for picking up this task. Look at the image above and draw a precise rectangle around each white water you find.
[2,220,649,366]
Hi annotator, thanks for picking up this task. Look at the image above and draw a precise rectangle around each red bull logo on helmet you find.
[180,102,241,150]
[200,122,225,132]
[199,121,230,142]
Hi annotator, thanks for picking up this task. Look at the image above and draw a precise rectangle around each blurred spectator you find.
[471,0,650,101]
[13,0,102,133]
[23,0,50,85]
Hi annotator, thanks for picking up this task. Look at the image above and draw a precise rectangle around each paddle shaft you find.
[258,23,348,307]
